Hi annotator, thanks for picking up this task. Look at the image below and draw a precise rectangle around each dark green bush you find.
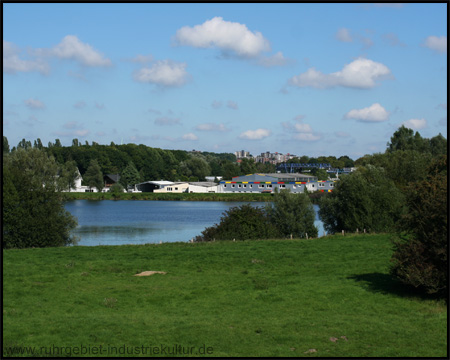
[194,204,281,242]
[390,155,447,297]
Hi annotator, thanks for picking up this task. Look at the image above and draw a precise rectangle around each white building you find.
[188,182,218,193]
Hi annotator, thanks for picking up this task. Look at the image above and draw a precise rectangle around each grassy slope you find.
[3,234,447,357]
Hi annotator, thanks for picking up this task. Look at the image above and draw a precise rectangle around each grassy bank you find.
[60,191,327,204]
[3,234,446,357]
[60,192,274,202]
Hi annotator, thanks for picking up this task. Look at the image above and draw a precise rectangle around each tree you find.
[59,160,79,192]
[266,190,318,238]
[387,125,430,153]
[3,136,9,153]
[83,159,104,192]
[390,155,447,296]
[17,138,32,150]
[120,161,140,190]
[430,133,447,157]
[33,138,43,150]
[319,165,405,234]
[3,148,78,248]
[311,168,329,181]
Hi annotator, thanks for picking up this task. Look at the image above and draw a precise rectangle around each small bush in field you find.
[194,204,281,242]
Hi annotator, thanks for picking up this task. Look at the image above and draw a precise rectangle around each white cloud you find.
[239,128,271,140]
[344,103,389,122]
[258,51,291,67]
[211,100,222,109]
[134,60,190,87]
[74,101,86,109]
[3,40,49,74]
[382,32,406,47]
[24,98,45,109]
[336,28,353,42]
[423,36,447,53]
[129,54,154,63]
[154,117,181,126]
[182,133,198,141]
[196,123,229,132]
[293,133,321,141]
[401,118,427,130]
[227,100,239,110]
[335,131,351,138]
[51,35,111,67]
[288,57,392,89]
[174,16,270,58]
[282,116,322,141]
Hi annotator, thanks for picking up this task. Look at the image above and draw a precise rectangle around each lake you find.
[64,200,325,246]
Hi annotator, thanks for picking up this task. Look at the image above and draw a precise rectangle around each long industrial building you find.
[218,173,336,193]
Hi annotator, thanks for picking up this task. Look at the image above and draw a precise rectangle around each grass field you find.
[3,234,447,357]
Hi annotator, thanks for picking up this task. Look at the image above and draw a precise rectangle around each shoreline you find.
[60,191,327,204]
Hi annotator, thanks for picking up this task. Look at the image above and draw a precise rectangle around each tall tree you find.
[120,161,140,190]
[83,159,104,192]
[3,148,78,248]
[59,160,79,192]
[266,190,318,238]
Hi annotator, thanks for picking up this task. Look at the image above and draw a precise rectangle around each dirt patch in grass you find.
[134,271,167,276]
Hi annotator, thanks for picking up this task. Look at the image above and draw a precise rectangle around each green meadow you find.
[3,234,447,357]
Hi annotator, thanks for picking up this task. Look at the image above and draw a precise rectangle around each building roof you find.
[229,173,317,183]
[105,174,120,183]
[189,182,218,187]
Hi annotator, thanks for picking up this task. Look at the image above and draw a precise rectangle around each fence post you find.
[342,230,345,236]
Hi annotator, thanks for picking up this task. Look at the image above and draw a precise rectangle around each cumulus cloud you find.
[288,57,392,89]
[423,36,447,53]
[282,116,321,141]
[182,133,198,141]
[335,131,351,138]
[24,98,45,109]
[382,32,406,47]
[344,103,389,122]
[239,128,271,140]
[174,16,270,58]
[336,28,353,42]
[293,133,321,141]
[258,51,291,67]
[401,118,427,130]
[128,54,154,63]
[195,123,229,132]
[211,100,222,109]
[154,117,181,126]
[227,100,239,110]
[51,35,111,67]
[3,40,50,74]
[134,60,190,87]
[74,101,86,109]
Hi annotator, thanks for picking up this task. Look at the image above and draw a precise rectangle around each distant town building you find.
[234,150,251,159]
[219,173,336,194]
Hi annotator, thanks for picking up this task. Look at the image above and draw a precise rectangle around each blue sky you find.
[3,3,447,159]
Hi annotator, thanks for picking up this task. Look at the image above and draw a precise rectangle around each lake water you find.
[64,200,325,246]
